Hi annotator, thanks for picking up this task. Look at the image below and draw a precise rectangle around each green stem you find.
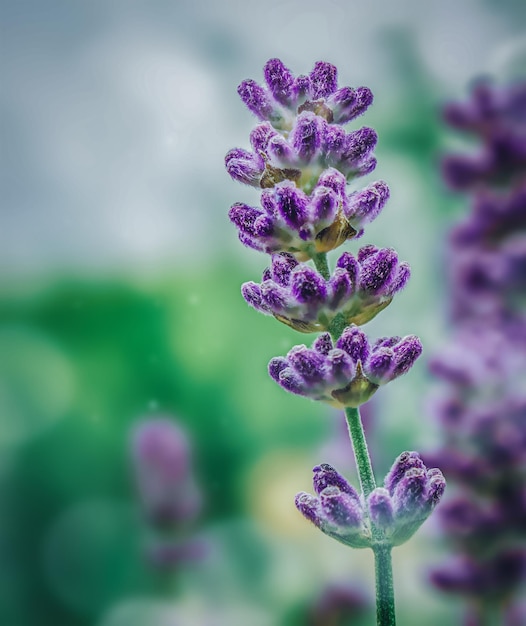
[373,544,396,626]
[344,406,376,497]
[345,406,396,625]
[312,252,330,280]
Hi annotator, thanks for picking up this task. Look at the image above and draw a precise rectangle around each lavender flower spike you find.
[269,327,422,407]
[242,247,410,332]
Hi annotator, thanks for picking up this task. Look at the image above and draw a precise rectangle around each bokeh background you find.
[2,1,526,624]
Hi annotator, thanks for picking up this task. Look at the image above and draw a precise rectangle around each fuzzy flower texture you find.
[226,58,444,554]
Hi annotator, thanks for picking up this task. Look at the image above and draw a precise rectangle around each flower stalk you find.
[225,58,445,625]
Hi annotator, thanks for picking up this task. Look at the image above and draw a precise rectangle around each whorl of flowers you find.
[428,80,526,622]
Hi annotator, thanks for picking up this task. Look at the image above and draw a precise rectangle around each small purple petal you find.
[320,486,363,527]
[309,61,338,99]
[312,463,360,498]
[368,488,394,528]
[229,203,264,236]
[310,186,338,223]
[238,79,274,119]
[287,346,326,383]
[290,266,328,304]
[392,468,428,517]
[385,262,411,296]
[329,268,353,309]
[264,58,294,105]
[337,326,370,364]
[295,492,323,527]
[345,181,390,224]
[332,86,374,123]
[316,167,347,196]
[241,282,266,312]
[266,135,296,166]
[268,357,289,382]
[358,248,398,295]
[225,148,263,186]
[271,253,298,286]
[293,74,311,102]
[290,112,324,163]
[250,122,278,153]
[366,347,394,383]
[342,127,378,165]
[313,333,334,355]
[324,348,355,384]
[336,252,359,286]
[260,281,289,311]
[391,336,423,377]
[274,182,309,229]
[384,451,426,496]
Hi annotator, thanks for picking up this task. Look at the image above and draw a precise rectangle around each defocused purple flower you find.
[131,417,202,526]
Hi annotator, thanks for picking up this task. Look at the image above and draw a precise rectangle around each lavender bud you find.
[342,127,378,166]
[274,182,309,229]
[316,167,347,196]
[368,487,395,528]
[312,463,360,498]
[264,58,294,106]
[313,332,334,355]
[358,248,399,295]
[310,186,338,224]
[391,336,423,377]
[266,134,297,166]
[329,268,353,309]
[392,467,428,517]
[336,252,359,286]
[337,326,370,364]
[287,345,326,383]
[331,86,374,124]
[249,122,278,153]
[324,348,356,385]
[241,282,267,313]
[290,266,327,304]
[366,347,394,382]
[225,148,263,186]
[345,181,390,225]
[295,492,323,527]
[270,252,298,286]
[384,451,426,496]
[260,280,289,312]
[290,112,324,163]
[237,78,274,120]
[268,357,289,382]
[320,486,363,527]
[309,61,338,99]
[323,124,347,162]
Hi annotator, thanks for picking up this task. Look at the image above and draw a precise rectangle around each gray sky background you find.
[2,0,526,277]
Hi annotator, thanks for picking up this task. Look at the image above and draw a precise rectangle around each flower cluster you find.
[428,80,526,622]
[269,327,422,408]
[296,454,445,548]
[242,246,409,332]
[131,417,204,570]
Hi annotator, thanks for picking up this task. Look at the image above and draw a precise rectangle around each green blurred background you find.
[2,1,526,624]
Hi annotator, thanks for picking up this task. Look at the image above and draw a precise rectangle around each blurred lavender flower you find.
[131,417,203,570]
[428,79,526,623]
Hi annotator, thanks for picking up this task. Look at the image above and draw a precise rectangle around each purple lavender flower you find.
[442,81,526,191]
[242,247,409,332]
[229,174,389,259]
[296,456,444,548]
[428,79,526,620]
[269,327,422,407]
[131,417,202,526]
